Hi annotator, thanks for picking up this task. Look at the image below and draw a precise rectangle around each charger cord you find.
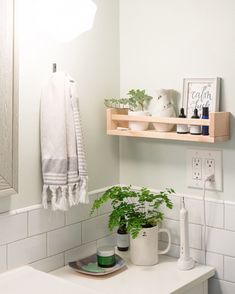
[202,174,215,265]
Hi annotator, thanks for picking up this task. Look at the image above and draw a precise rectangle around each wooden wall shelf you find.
[106,109,230,143]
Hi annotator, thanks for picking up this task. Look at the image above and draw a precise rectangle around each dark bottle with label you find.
[117,224,129,251]
[177,108,189,134]
[190,108,201,135]
[202,107,209,136]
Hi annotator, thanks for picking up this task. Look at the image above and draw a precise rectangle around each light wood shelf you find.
[106,109,230,143]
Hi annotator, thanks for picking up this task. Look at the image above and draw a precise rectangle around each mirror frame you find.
[0,0,18,198]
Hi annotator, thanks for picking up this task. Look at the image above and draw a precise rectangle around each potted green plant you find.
[91,186,175,266]
[104,89,153,131]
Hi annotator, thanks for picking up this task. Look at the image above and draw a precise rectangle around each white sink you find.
[0,266,98,294]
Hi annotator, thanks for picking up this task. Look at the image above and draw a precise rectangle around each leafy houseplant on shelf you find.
[104,89,153,131]
[90,186,175,265]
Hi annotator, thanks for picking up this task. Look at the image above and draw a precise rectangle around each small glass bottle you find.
[177,108,189,134]
[202,107,209,136]
[190,109,201,135]
[117,224,129,251]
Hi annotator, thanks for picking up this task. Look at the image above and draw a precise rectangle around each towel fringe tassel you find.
[68,185,76,207]
[58,186,69,211]
[42,180,88,211]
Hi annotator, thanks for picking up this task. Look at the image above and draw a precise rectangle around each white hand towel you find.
[40,72,88,211]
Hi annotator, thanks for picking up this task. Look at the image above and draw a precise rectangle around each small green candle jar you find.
[97,246,116,268]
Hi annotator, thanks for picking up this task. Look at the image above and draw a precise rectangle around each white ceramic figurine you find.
[148,89,176,132]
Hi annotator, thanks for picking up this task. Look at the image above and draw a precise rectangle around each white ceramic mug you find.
[148,89,176,132]
[130,225,171,266]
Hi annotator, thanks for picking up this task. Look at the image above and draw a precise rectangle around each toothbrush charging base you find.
[177,257,195,271]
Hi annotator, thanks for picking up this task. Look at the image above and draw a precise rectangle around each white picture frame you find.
[182,78,220,118]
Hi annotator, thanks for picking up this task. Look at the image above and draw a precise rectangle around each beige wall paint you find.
[119,0,235,200]
[0,0,120,212]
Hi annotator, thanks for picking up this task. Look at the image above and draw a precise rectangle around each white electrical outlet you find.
[187,149,222,191]
[192,157,202,180]
[205,159,215,180]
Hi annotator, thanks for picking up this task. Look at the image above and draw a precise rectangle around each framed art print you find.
[182,78,220,117]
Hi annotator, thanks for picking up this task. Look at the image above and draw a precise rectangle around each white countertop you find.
[51,253,215,294]
[0,266,98,294]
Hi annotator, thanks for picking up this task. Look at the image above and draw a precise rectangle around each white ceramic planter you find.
[128,110,150,131]
[153,108,176,132]
[148,89,176,132]
[130,225,171,266]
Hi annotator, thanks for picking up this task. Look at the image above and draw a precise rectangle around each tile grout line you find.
[81,220,83,245]
[27,211,29,237]
[63,235,115,264]
[0,185,230,219]
[46,232,48,257]
[211,276,235,285]
[1,232,47,247]
[0,186,112,218]
[160,240,235,260]
[164,216,234,232]
[0,213,111,251]
[222,254,225,280]
[6,244,8,270]
[223,202,225,230]
[2,186,235,288]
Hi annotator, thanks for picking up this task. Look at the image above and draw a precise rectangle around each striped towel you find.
[40,72,88,211]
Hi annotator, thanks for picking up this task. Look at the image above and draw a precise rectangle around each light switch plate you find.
[187,149,222,191]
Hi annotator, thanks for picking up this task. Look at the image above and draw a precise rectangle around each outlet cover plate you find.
[187,149,222,191]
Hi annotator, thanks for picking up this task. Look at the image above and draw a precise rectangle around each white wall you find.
[0,0,120,212]
[119,0,235,201]
[1,0,234,209]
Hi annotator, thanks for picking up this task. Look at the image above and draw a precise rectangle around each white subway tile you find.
[207,227,235,256]
[161,195,180,221]
[163,219,201,249]
[31,253,64,272]
[0,246,7,273]
[206,252,224,279]
[8,234,47,269]
[28,209,65,236]
[188,249,223,279]
[65,194,97,225]
[224,256,235,283]
[47,223,82,256]
[190,248,205,264]
[65,242,97,264]
[82,214,110,244]
[206,202,224,229]
[225,204,235,231]
[0,213,27,245]
[159,241,180,258]
[162,219,180,245]
[97,234,117,248]
[181,198,224,229]
[209,278,235,294]
[189,224,202,250]
[184,198,203,225]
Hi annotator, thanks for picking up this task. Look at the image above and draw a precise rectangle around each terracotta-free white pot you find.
[130,226,171,266]
[148,89,176,132]
[128,110,150,131]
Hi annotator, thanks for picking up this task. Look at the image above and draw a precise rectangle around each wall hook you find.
[52,63,57,73]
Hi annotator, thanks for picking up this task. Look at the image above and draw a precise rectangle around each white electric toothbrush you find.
[177,197,195,270]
